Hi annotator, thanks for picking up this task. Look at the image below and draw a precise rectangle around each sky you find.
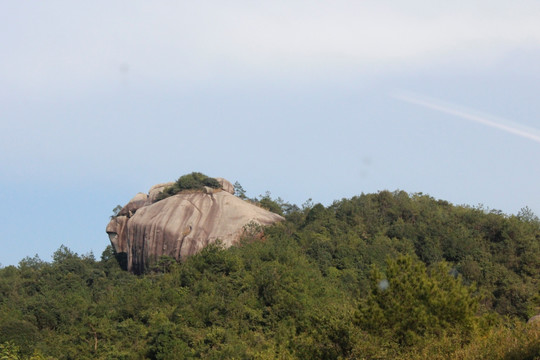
[1,1,539,266]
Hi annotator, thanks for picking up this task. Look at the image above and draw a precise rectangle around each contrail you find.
[393,92,540,144]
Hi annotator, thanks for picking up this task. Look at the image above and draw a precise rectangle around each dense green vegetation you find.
[1,190,539,359]
[155,172,222,202]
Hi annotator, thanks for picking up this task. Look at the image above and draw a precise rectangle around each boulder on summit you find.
[106,176,284,273]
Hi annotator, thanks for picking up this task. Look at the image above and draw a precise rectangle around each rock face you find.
[106,179,284,273]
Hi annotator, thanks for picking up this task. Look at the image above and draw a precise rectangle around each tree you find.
[257,191,284,215]
[358,255,478,345]
[233,181,247,200]
[517,206,540,224]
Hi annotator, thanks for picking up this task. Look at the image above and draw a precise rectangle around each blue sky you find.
[1,1,539,266]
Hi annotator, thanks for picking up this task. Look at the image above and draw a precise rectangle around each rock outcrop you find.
[106,178,284,273]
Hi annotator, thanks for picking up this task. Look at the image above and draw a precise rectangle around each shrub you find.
[176,172,220,191]
[156,172,222,202]
[202,177,221,189]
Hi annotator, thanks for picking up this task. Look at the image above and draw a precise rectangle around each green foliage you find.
[202,177,221,189]
[155,172,222,202]
[150,256,179,274]
[257,192,284,215]
[253,191,299,216]
[233,181,247,199]
[0,190,538,359]
[176,172,220,191]
[0,321,39,356]
[358,255,478,345]
[0,342,22,360]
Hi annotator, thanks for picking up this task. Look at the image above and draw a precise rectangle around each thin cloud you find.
[1,1,540,96]
[394,92,540,144]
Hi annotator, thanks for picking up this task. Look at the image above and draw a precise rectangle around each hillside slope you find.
[1,190,539,359]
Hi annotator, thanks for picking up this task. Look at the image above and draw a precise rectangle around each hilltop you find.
[0,187,539,359]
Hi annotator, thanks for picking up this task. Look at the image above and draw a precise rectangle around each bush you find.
[156,172,222,201]
[257,191,285,215]
[176,172,221,191]
[202,177,221,189]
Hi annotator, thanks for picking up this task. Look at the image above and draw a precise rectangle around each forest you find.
[0,190,539,359]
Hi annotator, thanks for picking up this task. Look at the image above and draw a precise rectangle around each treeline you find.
[0,190,539,359]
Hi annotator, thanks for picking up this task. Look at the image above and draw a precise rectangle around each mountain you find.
[1,186,538,359]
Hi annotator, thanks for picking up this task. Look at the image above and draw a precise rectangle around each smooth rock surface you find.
[118,193,148,217]
[106,180,283,273]
[147,182,174,204]
[106,215,129,254]
[216,178,234,194]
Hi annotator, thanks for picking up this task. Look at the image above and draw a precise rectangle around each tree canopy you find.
[1,190,539,359]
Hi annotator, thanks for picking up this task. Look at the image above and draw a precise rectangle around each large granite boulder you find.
[106,178,284,273]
